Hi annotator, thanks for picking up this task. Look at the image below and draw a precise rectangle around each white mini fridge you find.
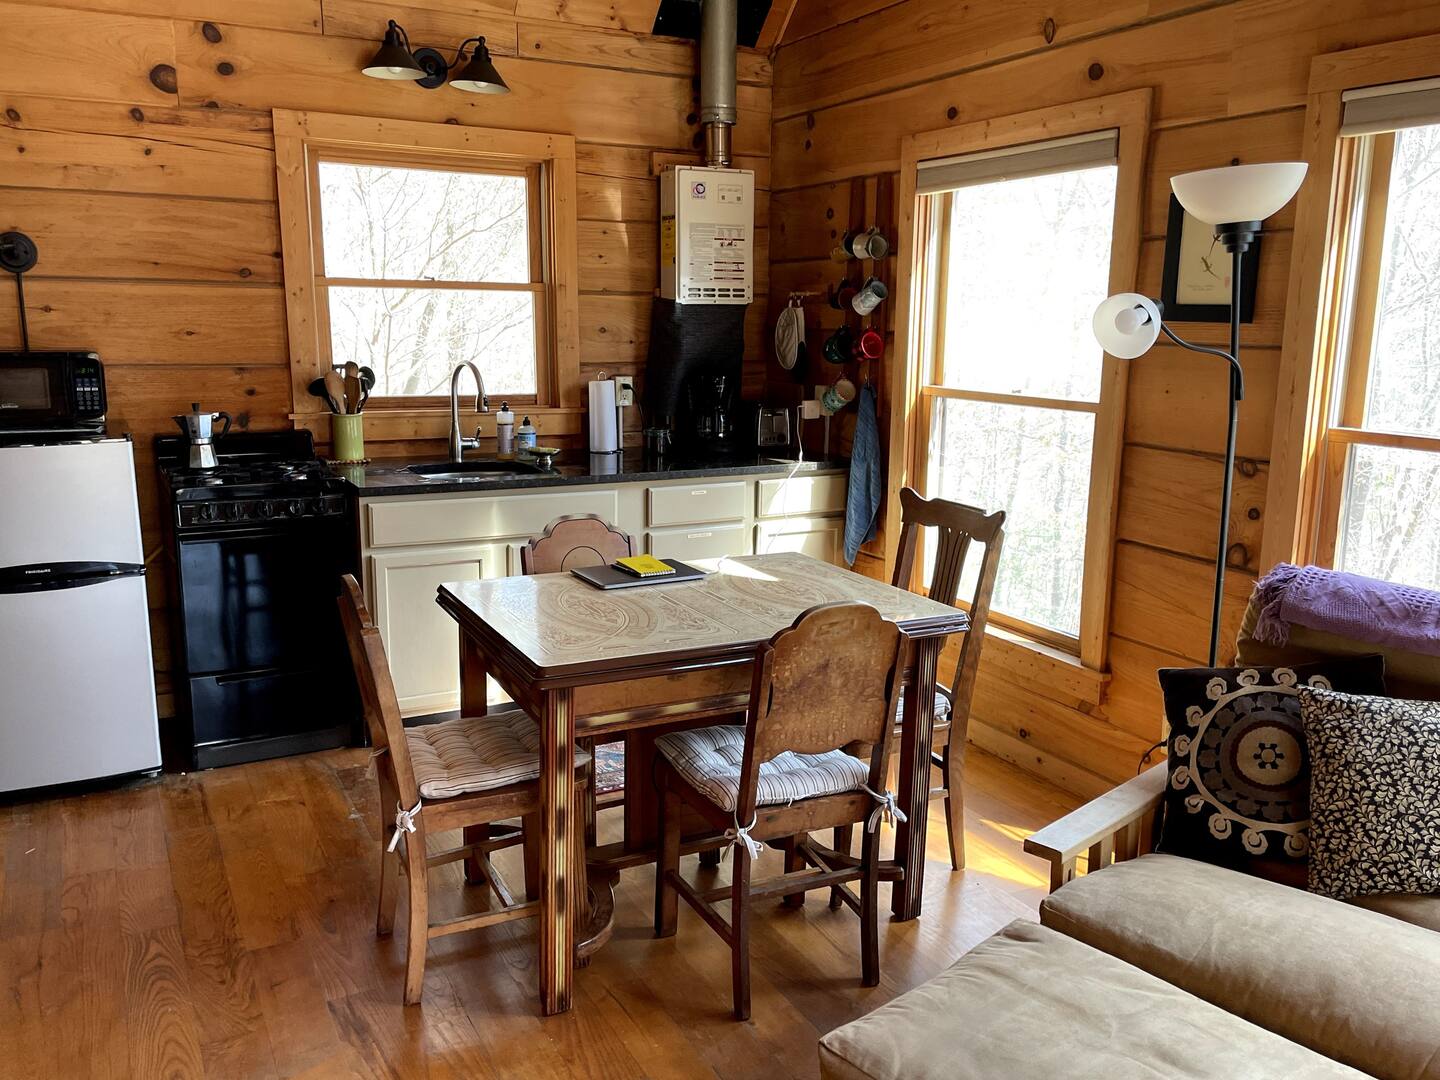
[0,437,162,792]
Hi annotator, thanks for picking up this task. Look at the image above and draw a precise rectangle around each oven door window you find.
[177,530,344,675]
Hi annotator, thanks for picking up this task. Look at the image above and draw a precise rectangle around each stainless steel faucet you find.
[448,361,489,463]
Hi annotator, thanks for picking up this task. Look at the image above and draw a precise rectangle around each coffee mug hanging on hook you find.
[851,276,888,316]
[853,328,884,361]
[830,278,857,310]
[823,325,854,364]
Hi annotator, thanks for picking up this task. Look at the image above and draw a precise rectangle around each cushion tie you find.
[725,813,765,861]
[861,785,907,833]
[387,799,423,853]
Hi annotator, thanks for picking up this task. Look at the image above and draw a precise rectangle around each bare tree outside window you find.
[923,164,1117,639]
[317,161,540,398]
[1333,123,1440,590]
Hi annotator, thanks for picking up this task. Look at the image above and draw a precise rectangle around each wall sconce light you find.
[361,20,510,94]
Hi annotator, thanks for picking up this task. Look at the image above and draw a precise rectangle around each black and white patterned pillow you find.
[1300,687,1440,900]
[1155,657,1387,867]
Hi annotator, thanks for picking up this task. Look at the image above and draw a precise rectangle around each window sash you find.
[307,150,549,405]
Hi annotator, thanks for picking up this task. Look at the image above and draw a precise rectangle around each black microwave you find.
[0,351,106,435]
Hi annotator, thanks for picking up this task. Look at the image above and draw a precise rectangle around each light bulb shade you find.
[1170,162,1308,226]
[450,40,509,93]
[362,26,424,80]
[1093,292,1162,360]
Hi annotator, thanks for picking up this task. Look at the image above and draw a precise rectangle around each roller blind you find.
[1341,77,1440,137]
[915,130,1118,195]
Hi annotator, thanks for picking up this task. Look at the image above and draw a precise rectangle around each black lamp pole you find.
[1158,221,1255,666]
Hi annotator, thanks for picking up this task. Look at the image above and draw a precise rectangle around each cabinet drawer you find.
[756,474,848,519]
[755,517,842,564]
[366,488,619,548]
[648,523,752,562]
[647,481,747,527]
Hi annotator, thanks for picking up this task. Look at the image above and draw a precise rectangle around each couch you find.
[819,584,1440,1080]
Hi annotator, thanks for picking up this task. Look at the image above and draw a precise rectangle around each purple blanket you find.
[1252,563,1440,658]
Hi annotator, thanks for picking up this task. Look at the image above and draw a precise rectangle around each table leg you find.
[891,637,941,922]
[538,686,576,1015]
[459,632,488,716]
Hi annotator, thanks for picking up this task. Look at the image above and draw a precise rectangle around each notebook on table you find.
[570,559,707,590]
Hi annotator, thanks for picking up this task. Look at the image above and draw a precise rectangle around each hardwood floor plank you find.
[0,745,1079,1078]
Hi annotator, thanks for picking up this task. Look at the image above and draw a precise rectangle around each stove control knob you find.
[200,504,216,522]
[287,500,303,516]
[259,500,275,518]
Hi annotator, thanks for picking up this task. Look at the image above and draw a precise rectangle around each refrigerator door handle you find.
[0,560,146,595]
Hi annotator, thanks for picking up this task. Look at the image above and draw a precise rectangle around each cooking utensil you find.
[343,362,361,416]
[172,402,232,469]
[357,366,375,412]
[324,370,347,415]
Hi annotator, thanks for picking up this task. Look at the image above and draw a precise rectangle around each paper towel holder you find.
[588,370,624,455]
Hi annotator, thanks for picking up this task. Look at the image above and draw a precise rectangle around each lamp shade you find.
[362,25,425,80]
[1170,162,1308,225]
[450,39,509,93]
[1093,293,1162,360]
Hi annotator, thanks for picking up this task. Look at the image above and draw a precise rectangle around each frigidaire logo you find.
[0,402,18,409]
[24,567,50,575]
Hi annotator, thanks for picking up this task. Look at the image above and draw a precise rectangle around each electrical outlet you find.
[612,375,635,407]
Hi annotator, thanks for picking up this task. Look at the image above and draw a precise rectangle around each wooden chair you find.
[653,602,909,1020]
[826,488,1005,893]
[338,575,589,1005]
[520,513,638,840]
[519,513,637,574]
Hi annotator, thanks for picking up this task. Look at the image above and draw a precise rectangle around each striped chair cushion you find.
[655,724,868,813]
[406,709,591,800]
[894,689,953,726]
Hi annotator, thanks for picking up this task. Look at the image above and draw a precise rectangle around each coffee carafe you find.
[172,402,232,470]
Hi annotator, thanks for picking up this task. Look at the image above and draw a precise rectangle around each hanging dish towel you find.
[843,382,882,566]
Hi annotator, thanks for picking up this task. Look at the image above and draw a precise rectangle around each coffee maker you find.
[172,402,232,470]
[689,372,739,456]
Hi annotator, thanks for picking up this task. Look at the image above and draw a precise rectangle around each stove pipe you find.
[699,0,737,167]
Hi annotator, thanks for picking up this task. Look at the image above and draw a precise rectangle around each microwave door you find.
[0,359,65,425]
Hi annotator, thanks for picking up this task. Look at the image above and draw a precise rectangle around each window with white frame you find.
[1313,82,1440,589]
[914,133,1119,647]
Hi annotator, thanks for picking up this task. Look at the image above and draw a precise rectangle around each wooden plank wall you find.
[762,0,1440,798]
[0,0,772,716]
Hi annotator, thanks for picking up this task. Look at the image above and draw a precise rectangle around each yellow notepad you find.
[614,555,676,578]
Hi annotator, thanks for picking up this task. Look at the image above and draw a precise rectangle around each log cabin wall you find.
[762,0,1440,797]
[0,0,772,718]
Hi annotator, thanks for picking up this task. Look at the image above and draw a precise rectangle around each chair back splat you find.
[520,514,637,574]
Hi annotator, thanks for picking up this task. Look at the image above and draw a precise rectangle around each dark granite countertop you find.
[330,451,848,497]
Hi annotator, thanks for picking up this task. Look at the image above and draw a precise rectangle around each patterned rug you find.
[593,741,625,796]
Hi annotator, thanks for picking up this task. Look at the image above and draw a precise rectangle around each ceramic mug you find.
[851,276,889,316]
[853,328,884,361]
[821,376,857,414]
[849,227,890,260]
[823,325,854,364]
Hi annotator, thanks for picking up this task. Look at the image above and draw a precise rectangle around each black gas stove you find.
[156,430,360,770]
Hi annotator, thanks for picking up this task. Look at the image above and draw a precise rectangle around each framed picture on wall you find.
[1160,194,1260,323]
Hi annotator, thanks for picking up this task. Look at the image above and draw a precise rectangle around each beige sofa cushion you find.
[818,920,1365,1080]
[1040,854,1440,1080]
[1350,891,1440,933]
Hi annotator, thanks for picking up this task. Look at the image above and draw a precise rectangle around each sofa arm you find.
[1023,763,1167,893]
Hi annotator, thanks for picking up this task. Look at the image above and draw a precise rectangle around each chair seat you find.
[893,689,953,728]
[655,724,868,813]
[406,709,591,800]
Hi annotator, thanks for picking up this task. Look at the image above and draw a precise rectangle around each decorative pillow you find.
[1300,687,1440,900]
[1156,657,1387,867]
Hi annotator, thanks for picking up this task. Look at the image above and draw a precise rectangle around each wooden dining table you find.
[435,550,969,1015]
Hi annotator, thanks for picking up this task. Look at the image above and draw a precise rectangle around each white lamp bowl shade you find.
[1170,162,1308,226]
[1093,293,1162,360]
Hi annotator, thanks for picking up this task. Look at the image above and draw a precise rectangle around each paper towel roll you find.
[588,379,619,454]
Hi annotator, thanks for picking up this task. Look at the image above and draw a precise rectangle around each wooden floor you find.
[0,746,1080,1079]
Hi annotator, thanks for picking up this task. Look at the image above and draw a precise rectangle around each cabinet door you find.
[369,543,507,717]
[755,517,843,563]
[647,523,752,562]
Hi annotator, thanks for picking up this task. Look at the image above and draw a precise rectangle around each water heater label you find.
[717,184,745,205]
[687,223,747,283]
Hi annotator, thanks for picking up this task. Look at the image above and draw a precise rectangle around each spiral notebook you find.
[570,559,707,590]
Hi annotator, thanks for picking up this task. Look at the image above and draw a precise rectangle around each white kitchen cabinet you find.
[369,542,508,715]
[647,522,752,562]
[755,516,843,563]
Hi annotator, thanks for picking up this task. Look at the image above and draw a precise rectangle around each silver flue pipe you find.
[699,0,737,167]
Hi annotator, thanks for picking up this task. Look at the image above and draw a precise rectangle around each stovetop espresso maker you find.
[172,402,232,470]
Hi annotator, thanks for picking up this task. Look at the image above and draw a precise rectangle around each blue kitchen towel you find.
[843,382,882,566]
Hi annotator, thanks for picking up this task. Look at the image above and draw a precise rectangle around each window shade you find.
[915,130,1118,195]
[1341,78,1440,137]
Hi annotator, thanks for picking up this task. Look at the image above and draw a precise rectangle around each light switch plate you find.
[612,375,635,406]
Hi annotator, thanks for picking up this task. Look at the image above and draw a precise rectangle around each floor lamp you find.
[1093,163,1308,666]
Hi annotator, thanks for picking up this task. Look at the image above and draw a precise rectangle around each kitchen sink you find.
[406,459,546,481]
